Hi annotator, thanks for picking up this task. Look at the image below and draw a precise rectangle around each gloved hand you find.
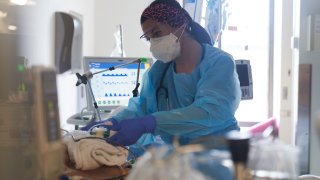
[80,118,119,131]
[106,115,156,146]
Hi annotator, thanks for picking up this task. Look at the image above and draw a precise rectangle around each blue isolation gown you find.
[113,44,241,146]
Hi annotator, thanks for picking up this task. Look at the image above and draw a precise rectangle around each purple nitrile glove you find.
[107,115,156,146]
[80,118,119,131]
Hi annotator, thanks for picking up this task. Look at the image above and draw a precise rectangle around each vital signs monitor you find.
[83,57,152,112]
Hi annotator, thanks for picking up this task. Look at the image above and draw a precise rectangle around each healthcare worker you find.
[83,0,241,147]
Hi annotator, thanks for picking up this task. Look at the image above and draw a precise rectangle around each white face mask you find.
[149,25,186,63]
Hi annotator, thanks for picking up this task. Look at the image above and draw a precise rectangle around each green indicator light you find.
[21,83,26,91]
[17,64,25,72]
[48,101,54,110]
[18,83,26,91]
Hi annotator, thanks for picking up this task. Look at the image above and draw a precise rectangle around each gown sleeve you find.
[110,62,169,147]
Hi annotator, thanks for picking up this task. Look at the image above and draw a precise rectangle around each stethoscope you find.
[155,44,205,111]
[156,62,172,111]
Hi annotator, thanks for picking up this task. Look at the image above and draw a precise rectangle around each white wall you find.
[19,0,95,65]
[17,0,95,130]
[94,0,153,58]
[275,0,296,145]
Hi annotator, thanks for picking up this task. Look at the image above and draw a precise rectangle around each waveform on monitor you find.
[103,81,130,85]
[105,93,131,97]
[102,73,128,77]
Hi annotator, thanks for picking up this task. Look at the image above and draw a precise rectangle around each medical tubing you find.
[87,122,109,132]
[60,128,69,134]
[193,0,198,20]
[80,107,89,121]
[136,62,141,86]
[132,62,141,97]
[92,66,115,76]
[87,80,102,121]
[92,58,146,76]
[119,25,124,57]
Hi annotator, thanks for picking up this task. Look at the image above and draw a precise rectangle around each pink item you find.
[248,117,279,137]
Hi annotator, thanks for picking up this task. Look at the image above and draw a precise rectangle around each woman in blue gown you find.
[83,0,241,149]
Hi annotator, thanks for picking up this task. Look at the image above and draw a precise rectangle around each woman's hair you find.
[141,0,213,45]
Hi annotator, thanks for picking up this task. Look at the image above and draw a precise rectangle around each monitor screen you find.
[236,64,250,87]
[235,60,253,100]
[83,57,152,111]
